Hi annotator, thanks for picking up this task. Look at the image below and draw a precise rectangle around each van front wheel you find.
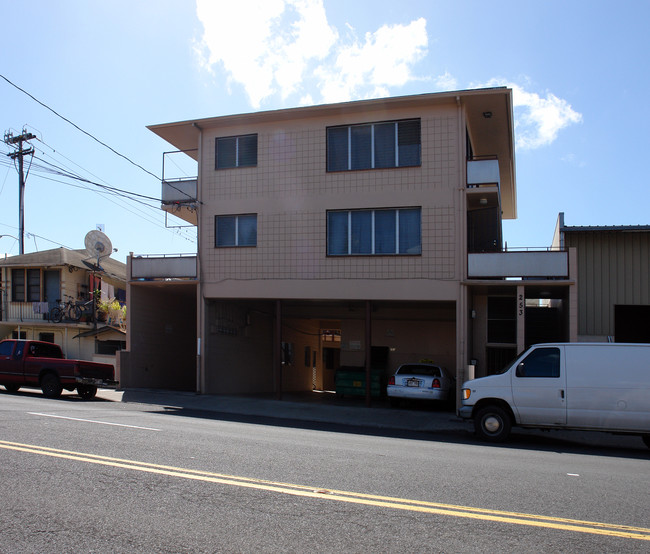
[475,406,512,442]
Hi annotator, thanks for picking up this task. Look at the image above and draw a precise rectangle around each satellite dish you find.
[84,230,113,266]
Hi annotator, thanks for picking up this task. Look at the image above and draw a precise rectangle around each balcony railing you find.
[130,254,197,280]
[467,158,500,188]
[1,301,53,322]
[161,178,197,205]
[468,250,569,279]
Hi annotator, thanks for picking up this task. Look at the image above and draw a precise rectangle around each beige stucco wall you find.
[197,102,463,303]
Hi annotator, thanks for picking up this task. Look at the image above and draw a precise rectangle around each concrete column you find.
[517,285,526,353]
[365,300,372,407]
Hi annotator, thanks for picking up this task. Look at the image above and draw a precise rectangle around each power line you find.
[0,73,161,182]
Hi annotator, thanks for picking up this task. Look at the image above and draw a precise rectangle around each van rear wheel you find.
[474,406,512,442]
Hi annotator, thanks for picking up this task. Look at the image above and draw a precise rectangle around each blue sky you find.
[1,0,648,262]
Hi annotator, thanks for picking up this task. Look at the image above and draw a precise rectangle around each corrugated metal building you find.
[553,213,650,342]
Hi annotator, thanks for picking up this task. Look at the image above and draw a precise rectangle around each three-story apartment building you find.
[122,87,576,403]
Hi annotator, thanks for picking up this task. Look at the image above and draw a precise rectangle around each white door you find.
[511,346,567,425]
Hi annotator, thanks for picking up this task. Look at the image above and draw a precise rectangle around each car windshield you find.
[397,365,441,377]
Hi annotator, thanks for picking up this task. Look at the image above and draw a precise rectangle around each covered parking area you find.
[201,299,457,403]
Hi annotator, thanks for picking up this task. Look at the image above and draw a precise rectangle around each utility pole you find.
[4,129,36,254]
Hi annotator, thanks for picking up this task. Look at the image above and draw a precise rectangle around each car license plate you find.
[353,380,362,388]
[406,378,420,387]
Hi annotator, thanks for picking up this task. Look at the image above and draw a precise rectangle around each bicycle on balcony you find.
[50,296,83,323]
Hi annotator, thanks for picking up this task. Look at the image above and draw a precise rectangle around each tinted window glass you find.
[0,341,14,357]
[216,137,237,169]
[238,134,258,167]
[398,208,421,254]
[350,125,371,170]
[374,122,396,169]
[516,347,560,378]
[216,216,236,246]
[238,214,257,246]
[398,119,421,166]
[29,342,63,358]
[350,211,372,254]
[327,211,348,255]
[398,364,441,377]
[327,127,348,171]
[375,209,396,254]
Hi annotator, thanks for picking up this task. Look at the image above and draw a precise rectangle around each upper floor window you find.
[215,214,257,247]
[11,268,40,302]
[215,134,258,169]
[327,119,421,172]
[327,208,421,255]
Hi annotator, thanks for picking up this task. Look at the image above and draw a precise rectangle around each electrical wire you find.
[1,73,161,182]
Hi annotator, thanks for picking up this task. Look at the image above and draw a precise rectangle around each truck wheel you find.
[41,374,63,399]
[474,405,512,442]
[4,384,20,393]
[642,435,650,449]
[77,385,97,400]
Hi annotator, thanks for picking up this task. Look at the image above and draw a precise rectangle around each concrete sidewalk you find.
[98,388,648,450]
[104,388,472,436]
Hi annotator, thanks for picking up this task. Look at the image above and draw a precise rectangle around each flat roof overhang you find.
[147,88,517,219]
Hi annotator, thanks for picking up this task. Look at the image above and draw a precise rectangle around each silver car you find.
[387,363,454,406]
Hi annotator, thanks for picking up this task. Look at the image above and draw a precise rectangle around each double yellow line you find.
[1,439,648,542]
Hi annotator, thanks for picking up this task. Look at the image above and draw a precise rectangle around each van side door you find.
[511,346,567,426]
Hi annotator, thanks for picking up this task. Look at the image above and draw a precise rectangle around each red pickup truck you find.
[0,339,118,399]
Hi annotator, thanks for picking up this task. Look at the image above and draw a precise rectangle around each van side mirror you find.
[516,363,526,377]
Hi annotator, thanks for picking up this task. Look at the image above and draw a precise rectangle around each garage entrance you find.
[203,299,457,398]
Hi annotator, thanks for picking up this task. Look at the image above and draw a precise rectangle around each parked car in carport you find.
[387,363,455,407]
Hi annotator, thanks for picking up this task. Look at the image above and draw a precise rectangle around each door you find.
[0,341,23,384]
[44,270,60,316]
[511,346,567,425]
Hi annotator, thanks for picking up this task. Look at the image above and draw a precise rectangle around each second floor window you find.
[327,208,421,255]
[215,214,257,247]
[215,134,258,169]
[327,119,421,171]
[11,268,40,302]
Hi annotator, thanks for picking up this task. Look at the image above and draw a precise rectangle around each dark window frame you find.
[327,119,421,172]
[215,214,258,247]
[11,268,41,302]
[326,207,422,256]
[215,134,258,169]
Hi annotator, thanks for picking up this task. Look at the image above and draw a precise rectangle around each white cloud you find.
[195,0,427,107]
[433,71,458,91]
[481,78,583,149]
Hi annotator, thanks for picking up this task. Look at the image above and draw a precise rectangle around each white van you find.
[460,343,650,448]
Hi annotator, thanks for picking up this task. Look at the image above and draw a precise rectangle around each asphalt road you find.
[1,389,649,553]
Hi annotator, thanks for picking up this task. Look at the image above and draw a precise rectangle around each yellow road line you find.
[1,439,648,541]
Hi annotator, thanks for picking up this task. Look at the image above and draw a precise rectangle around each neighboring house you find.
[121,87,576,399]
[552,212,650,343]
[0,247,127,371]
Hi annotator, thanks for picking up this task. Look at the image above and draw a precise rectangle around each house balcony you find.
[129,253,198,280]
[161,178,198,225]
[467,250,569,280]
[1,301,54,323]
[466,157,500,212]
